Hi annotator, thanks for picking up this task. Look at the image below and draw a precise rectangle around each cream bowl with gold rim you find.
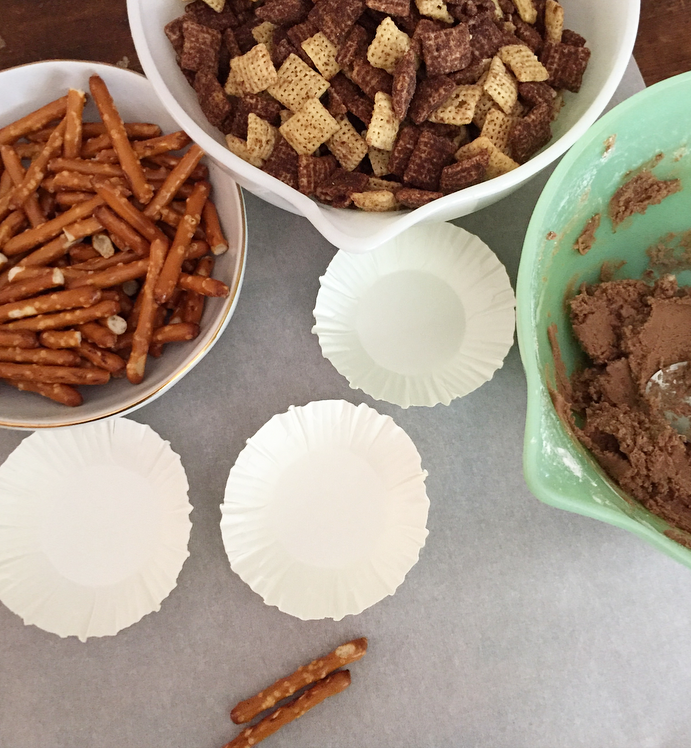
[0,61,246,429]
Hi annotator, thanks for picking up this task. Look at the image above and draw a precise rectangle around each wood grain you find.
[634,0,691,85]
[0,0,690,84]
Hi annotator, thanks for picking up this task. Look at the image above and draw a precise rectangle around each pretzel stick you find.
[0,211,28,249]
[69,249,139,272]
[0,170,13,198]
[80,133,112,158]
[48,171,130,195]
[0,268,64,304]
[0,286,101,323]
[54,191,93,208]
[154,180,210,304]
[127,235,168,384]
[148,153,208,181]
[0,95,68,145]
[93,206,149,256]
[67,258,149,289]
[187,239,211,260]
[1,298,118,331]
[0,330,37,348]
[0,361,109,385]
[78,320,117,349]
[77,342,125,374]
[17,216,102,267]
[144,144,205,220]
[3,378,83,406]
[230,638,367,724]
[3,195,103,255]
[177,272,229,298]
[48,158,126,177]
[63,89,86,160]
[89,76,153,205]
[225,671,351,748]
[1,146,46,228]
[7,119,67,211]
[201,200,229,255]
[93,180,164,243]
[178,256,213,325]
[0,346,80,365]
[152,323,199,344]
[39,330,82,349]
[81,122,162,139]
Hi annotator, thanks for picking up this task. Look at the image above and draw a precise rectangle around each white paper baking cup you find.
[220,400,429,620]
[312,222,516,408]
[0,418,191,641]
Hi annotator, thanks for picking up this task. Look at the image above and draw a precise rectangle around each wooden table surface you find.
[0,0,689,84]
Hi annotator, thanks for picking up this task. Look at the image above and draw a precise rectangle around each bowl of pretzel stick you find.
[129,0,639,252]
[0,60,246,429]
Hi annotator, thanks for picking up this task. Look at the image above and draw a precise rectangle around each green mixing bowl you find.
[517,71,691,566]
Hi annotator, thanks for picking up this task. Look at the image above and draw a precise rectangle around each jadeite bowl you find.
[128,0,639,252]
[0,61,247,429]
[517,71,691,566]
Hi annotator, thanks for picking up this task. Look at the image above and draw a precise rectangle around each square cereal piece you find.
[181,20,222,72]
[499,44,548,82]
[201,0,226,11]
[449,57,492,85]
[408,75,456,124]
[388,125,420,177]
[279,98,340,155]
[165,17,185,58]
[366,0,411,16]
[512,0,536,24]
[247,113,279,160]
[367,17,411,74]
[366,92,400,151]
[315,168,369,207]
[226,133,264,167]
[439,150,490,192]
[302,32,341,79]
[414,0,454,23]
[428,84,482,125]
[544,0,564,43]
[367,176,398,191]
[480,105,514,153]
[508,101,551,162]
[392,48,418,121]
[421,23,472,76]
[230,43,278,94]
[483,55,518,113]
[368,147,391,176]
[518,80,556,107]
[184,1,237,30]
[272,37,298,68]
[222,27,242,60]
[512,16,543,54]
[455,135,518,179]
[327,115,369,171]
[256,0,311,25]
[330,73,374,123]
[403,129,456,190]
[541,42,591,92]
[287,19,320,62]
[252,21,276,50]
[315,0,366,45]
[561,28,586,48]
[336,24,369,67]
[327,87,349,117]
[194,69,233,127]
[467,15,504,60]
[263,136,300,188]
[297,153,338,194]
[350,57,394,99]
[351,190,399,211]
[267,53,331,111]
[224,67,244,97]
[396,186,442,208]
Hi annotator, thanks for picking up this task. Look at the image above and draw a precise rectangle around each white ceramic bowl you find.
[128,0,639,252]
[0,61,246,429]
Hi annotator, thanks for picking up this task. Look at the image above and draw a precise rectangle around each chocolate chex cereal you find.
[166,0,589,211]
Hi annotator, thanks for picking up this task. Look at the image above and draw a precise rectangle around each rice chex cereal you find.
[166,0,591,211]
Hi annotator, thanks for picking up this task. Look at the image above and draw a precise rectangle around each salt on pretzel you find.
[0,95,69,146]
[89,75,154,205]
[3,378,83,406]
[63,88,86,160]
[230,638,367,724]
[78,321,117,350]
[151,322,199,345]
[0,286,101,323]
[0,268,64,305]
[0,347,80,366]
[225,670,352,748]
[154,180,210,304]
[177,272,229,298]
[126,236,168,384]
[39,330,82,349]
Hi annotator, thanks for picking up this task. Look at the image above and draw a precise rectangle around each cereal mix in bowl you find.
[165,0,590,211]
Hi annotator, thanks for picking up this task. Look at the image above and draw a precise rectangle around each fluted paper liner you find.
[312,222,516,408]
[220,400,429,620]
[0,418,192,641]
